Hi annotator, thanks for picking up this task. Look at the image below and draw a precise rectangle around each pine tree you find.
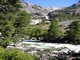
[0,0,30,47]
[66,20,80,44]
[13,11,31,39]
[47,19,63,42]
[0,13,15,48]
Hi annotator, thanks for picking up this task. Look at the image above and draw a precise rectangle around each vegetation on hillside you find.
[0,0,80,60]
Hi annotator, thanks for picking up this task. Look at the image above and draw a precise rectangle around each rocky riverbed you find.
[7,40,80,60]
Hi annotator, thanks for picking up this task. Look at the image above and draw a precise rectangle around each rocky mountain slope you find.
[71,1,80,7]
[20,2,61,15]
[67,0,80,14]
[20,1,80,19]
[21,2,49,15]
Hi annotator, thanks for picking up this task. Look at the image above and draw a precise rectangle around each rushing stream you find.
[12,40,80,53]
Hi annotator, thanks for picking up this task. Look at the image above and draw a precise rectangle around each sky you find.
[23,0,79,7]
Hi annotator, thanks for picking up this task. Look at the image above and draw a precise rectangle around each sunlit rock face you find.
[21,2,62,14]
[20,2,62,19]
[20,2,49,14]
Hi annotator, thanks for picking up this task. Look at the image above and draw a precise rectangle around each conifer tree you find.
[47,19,63,42]
[0,0,31,47]
[66,20,80,44]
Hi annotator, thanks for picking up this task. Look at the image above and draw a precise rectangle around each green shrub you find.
[0,47,38,60]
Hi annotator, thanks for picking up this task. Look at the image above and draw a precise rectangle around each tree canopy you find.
[0,0,22,13]
[46,19,63,42]
[65,20,80,44]
[0,0,31,47]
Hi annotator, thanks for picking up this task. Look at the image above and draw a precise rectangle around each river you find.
[12,40,80,53]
